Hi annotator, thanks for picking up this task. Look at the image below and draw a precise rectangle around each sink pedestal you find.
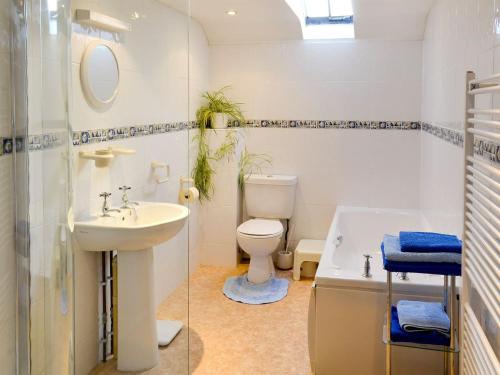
[117,248,158,372]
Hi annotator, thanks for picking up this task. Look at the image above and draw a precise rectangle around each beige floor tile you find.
[91,265,312,375]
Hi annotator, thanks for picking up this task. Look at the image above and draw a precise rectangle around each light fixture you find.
[75,9,132,32]
[226,10,237,16]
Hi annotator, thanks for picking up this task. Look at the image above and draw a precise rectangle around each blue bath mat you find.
[223,274,289,304]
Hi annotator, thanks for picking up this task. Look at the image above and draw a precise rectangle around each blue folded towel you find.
[390,307,450,346]
[381,244,462,275]
[383,235,461,264]
[396,300,450,337]
[399,231,462,254]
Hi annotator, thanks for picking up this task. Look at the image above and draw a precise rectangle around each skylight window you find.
[303,0,354,40]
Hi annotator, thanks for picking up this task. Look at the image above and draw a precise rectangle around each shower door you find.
[11,0,74,373]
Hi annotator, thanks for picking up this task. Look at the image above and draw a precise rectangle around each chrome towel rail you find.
[461,71,500,375]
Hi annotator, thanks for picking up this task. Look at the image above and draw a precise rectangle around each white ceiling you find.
[162,0,302,44]
[161,0,436,44]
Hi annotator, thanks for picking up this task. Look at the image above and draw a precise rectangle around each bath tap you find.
[362,254,372,278]
[99,192,121,217]
[398,272,409,281]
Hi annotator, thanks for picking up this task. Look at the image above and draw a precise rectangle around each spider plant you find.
[238,148,273,191]
[193,87,246,201]
[196,86,245,131]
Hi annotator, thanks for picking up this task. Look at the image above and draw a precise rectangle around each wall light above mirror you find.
[80,42,120,110]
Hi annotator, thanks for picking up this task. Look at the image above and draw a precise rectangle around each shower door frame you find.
[10,0,74,374]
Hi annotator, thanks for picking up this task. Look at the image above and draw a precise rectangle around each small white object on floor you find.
[293,239,325,281]
[157,320,183,346]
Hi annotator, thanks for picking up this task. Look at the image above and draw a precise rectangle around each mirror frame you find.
[80,41,120,110]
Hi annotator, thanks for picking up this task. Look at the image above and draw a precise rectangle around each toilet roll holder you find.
[179,177,197,202]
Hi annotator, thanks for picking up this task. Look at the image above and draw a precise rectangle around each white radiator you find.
[462,71,500,375]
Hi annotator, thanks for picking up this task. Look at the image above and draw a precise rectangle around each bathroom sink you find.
[74,202,189,251]
[73,201,189,371]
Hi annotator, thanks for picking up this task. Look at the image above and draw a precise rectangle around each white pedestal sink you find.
[73,202,189,371]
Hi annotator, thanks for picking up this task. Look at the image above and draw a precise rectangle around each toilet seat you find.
[237,219,283,238]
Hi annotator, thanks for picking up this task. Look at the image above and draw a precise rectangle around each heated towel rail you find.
[462,71,500,375]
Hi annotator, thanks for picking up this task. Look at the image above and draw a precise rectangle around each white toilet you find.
[237,174,297,284]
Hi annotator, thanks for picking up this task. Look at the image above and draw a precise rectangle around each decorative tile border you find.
[28,132,65,151]
[1,136,24,156]
[422,122,464,147]
[474,139,500,164]
[1,132,67,155]
[0,120,422,157]
[422,122,499,164]
[71,121,194,146]
[229,120,421,130]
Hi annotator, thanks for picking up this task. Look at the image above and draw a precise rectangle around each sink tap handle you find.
[99,192,114,216]
[119,185,132,206]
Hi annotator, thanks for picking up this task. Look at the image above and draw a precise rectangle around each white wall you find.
[0,2,16,374]
[244,128,421,246]
[420,0,500,234]
[70,1,208,373]
[204,40,423,250]
[210,40,422,121]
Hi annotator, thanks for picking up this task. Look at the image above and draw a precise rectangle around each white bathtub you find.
[309,206,460,375]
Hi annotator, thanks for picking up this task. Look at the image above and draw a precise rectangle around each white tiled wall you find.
[210,40,422,121]
[0,1,16,374]
[244,128,422,246]
[202,40,423,249]
[70,1,208,373]
[420,0,500,234]
[199,130,244,267]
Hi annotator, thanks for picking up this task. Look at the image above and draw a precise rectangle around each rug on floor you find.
[223,274,289,304]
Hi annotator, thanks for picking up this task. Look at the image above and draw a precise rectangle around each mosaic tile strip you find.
[422,122,464,147]
[0,120,422,157]
[1,132,68,155]
[228,120,421,130]
[28,132,66,152]
[474,138,500,164]
[1,136,25,155]
[422,122,500,164]
[72,121,194,146]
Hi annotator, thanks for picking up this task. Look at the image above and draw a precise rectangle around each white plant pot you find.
[212,113,228,129]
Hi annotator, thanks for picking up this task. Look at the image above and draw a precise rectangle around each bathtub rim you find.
[315,205,461,296]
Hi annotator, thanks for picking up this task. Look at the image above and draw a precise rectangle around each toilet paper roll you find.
[180,187,199,203]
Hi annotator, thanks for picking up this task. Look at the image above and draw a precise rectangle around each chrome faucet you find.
[362,254,372,278]
[398,272,409,281]
[119,185,139,209]
[99,192,121,217]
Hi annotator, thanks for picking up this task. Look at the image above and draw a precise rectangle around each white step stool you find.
[293,239,325,281]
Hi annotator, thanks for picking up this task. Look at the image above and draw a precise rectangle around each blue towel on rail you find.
[383,235,461,264]
[390,307,450,346]
[381,243,462,275]
[399,231,462,254]
[397,300,450,337]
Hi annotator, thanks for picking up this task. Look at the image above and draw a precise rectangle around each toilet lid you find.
[237,219,283,237]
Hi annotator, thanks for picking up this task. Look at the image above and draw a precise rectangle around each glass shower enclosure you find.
[6,0,192,374]
[11,0,74,373]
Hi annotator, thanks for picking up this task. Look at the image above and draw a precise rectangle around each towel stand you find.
[384,270,458,375]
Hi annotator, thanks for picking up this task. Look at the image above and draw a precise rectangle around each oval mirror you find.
[80,42,119,110]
